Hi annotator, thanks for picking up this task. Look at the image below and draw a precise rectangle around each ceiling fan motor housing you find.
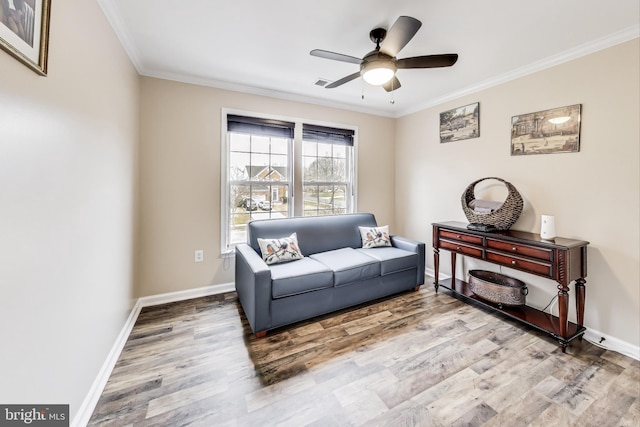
[361,51,397,73]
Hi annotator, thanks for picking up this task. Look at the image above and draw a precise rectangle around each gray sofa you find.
[235,213,425,337]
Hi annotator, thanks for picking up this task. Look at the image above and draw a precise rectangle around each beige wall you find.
[0,0,139,421]
[396,39,640,347]
[138,77,396,297]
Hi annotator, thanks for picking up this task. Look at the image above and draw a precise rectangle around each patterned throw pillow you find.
[359,225,392,249]
[257,233,304,265]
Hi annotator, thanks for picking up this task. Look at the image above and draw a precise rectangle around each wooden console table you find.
[432,221,589,352]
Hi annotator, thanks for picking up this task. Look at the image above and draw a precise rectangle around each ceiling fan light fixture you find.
[361,60,397,86]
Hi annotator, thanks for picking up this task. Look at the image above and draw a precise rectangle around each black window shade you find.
[227,114,294,139]
[302,124,354,146]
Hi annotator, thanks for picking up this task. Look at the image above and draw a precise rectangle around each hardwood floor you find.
[88,285,639,426]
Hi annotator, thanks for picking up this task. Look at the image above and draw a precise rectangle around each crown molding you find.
[97,0,144,74]
[140,69,396,118]
[398,25,640,117]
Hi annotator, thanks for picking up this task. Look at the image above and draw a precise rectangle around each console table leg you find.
[557,283,569,342]
[575,278,586,341]
[433,248,440,292]
[451,253,457,284]
[576,278,586,328]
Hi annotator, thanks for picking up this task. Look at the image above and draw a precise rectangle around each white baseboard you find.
[583,329,640,361]
[422,271,639,361]
[72,282,235,427]
[137,282,236,308]
[72,300,143,427]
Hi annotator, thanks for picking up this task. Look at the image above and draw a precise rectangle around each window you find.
[222,112,356,251]
[302,124,354,216]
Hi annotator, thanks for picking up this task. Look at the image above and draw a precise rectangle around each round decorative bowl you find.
[468,270,528,307]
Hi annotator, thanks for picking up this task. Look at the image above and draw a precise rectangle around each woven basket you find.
[468,270,528,307]
[461,177,523,230]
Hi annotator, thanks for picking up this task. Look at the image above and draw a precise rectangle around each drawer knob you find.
[511,260,517,265]
[457,235,461,239]
[512,247,517,251]
[456,246,461,250]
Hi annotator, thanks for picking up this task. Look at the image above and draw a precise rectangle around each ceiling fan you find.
[310,16,458,92]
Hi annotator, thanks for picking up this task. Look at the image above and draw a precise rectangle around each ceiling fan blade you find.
[383,76,401,92]
[325,72,361,89]
[379,16,422,57]
[396,54,459,69]
[310,49,362,65]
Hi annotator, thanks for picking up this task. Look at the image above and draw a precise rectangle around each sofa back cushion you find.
[246,213,378,256]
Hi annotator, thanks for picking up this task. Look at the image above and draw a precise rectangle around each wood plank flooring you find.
[88,285,639,426]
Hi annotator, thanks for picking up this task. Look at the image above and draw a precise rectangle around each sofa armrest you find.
[391,235,426,285]
[235,243,272,334]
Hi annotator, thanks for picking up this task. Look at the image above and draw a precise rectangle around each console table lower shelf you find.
[437,277,586,349]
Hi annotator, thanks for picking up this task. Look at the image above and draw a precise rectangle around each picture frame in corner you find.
[0,0,52,75]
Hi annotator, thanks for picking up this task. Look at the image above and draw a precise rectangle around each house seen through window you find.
[224,113,356,250]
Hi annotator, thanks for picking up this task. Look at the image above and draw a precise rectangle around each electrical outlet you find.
[195,250,204,263]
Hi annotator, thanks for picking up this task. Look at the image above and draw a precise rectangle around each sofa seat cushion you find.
[270,258,333,299]
[310,248,381,287]
[357,247,418,276]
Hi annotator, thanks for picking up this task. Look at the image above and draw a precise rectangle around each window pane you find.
[333,144,346,158]
[229,133,250,152]
[248,154,270,171]
[252,136,270,153]
[334,185,347,210]
[318,142,332,157]
[319,185,333,207]
[272,186,289,214]
[229,152,250,180]
[332,158,346,181]
[269,153,286,167]
[252,185,289,220]
[302,140,317,156]
[303,185,318,216]
[316,158,334,181]
[271,138,289,154]
[303,156,317,182]
[229,183,253,245]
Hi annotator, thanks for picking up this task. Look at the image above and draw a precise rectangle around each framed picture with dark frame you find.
[511,104,581,156]
[439,102,480,143]
[0,0,51,75]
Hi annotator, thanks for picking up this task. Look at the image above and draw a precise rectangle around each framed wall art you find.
[0,0,51,75]
[511,104,581,155]
[439,102,479,143]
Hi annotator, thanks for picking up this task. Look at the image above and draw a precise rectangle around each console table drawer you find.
[440,240,483,258]
[486,238,553,262]
[439,230,483,245]
[486,251,553,277]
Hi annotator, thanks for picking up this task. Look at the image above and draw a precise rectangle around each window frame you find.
[220,108,358,254]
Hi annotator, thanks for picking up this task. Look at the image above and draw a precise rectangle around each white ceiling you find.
[99,0,639,118]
